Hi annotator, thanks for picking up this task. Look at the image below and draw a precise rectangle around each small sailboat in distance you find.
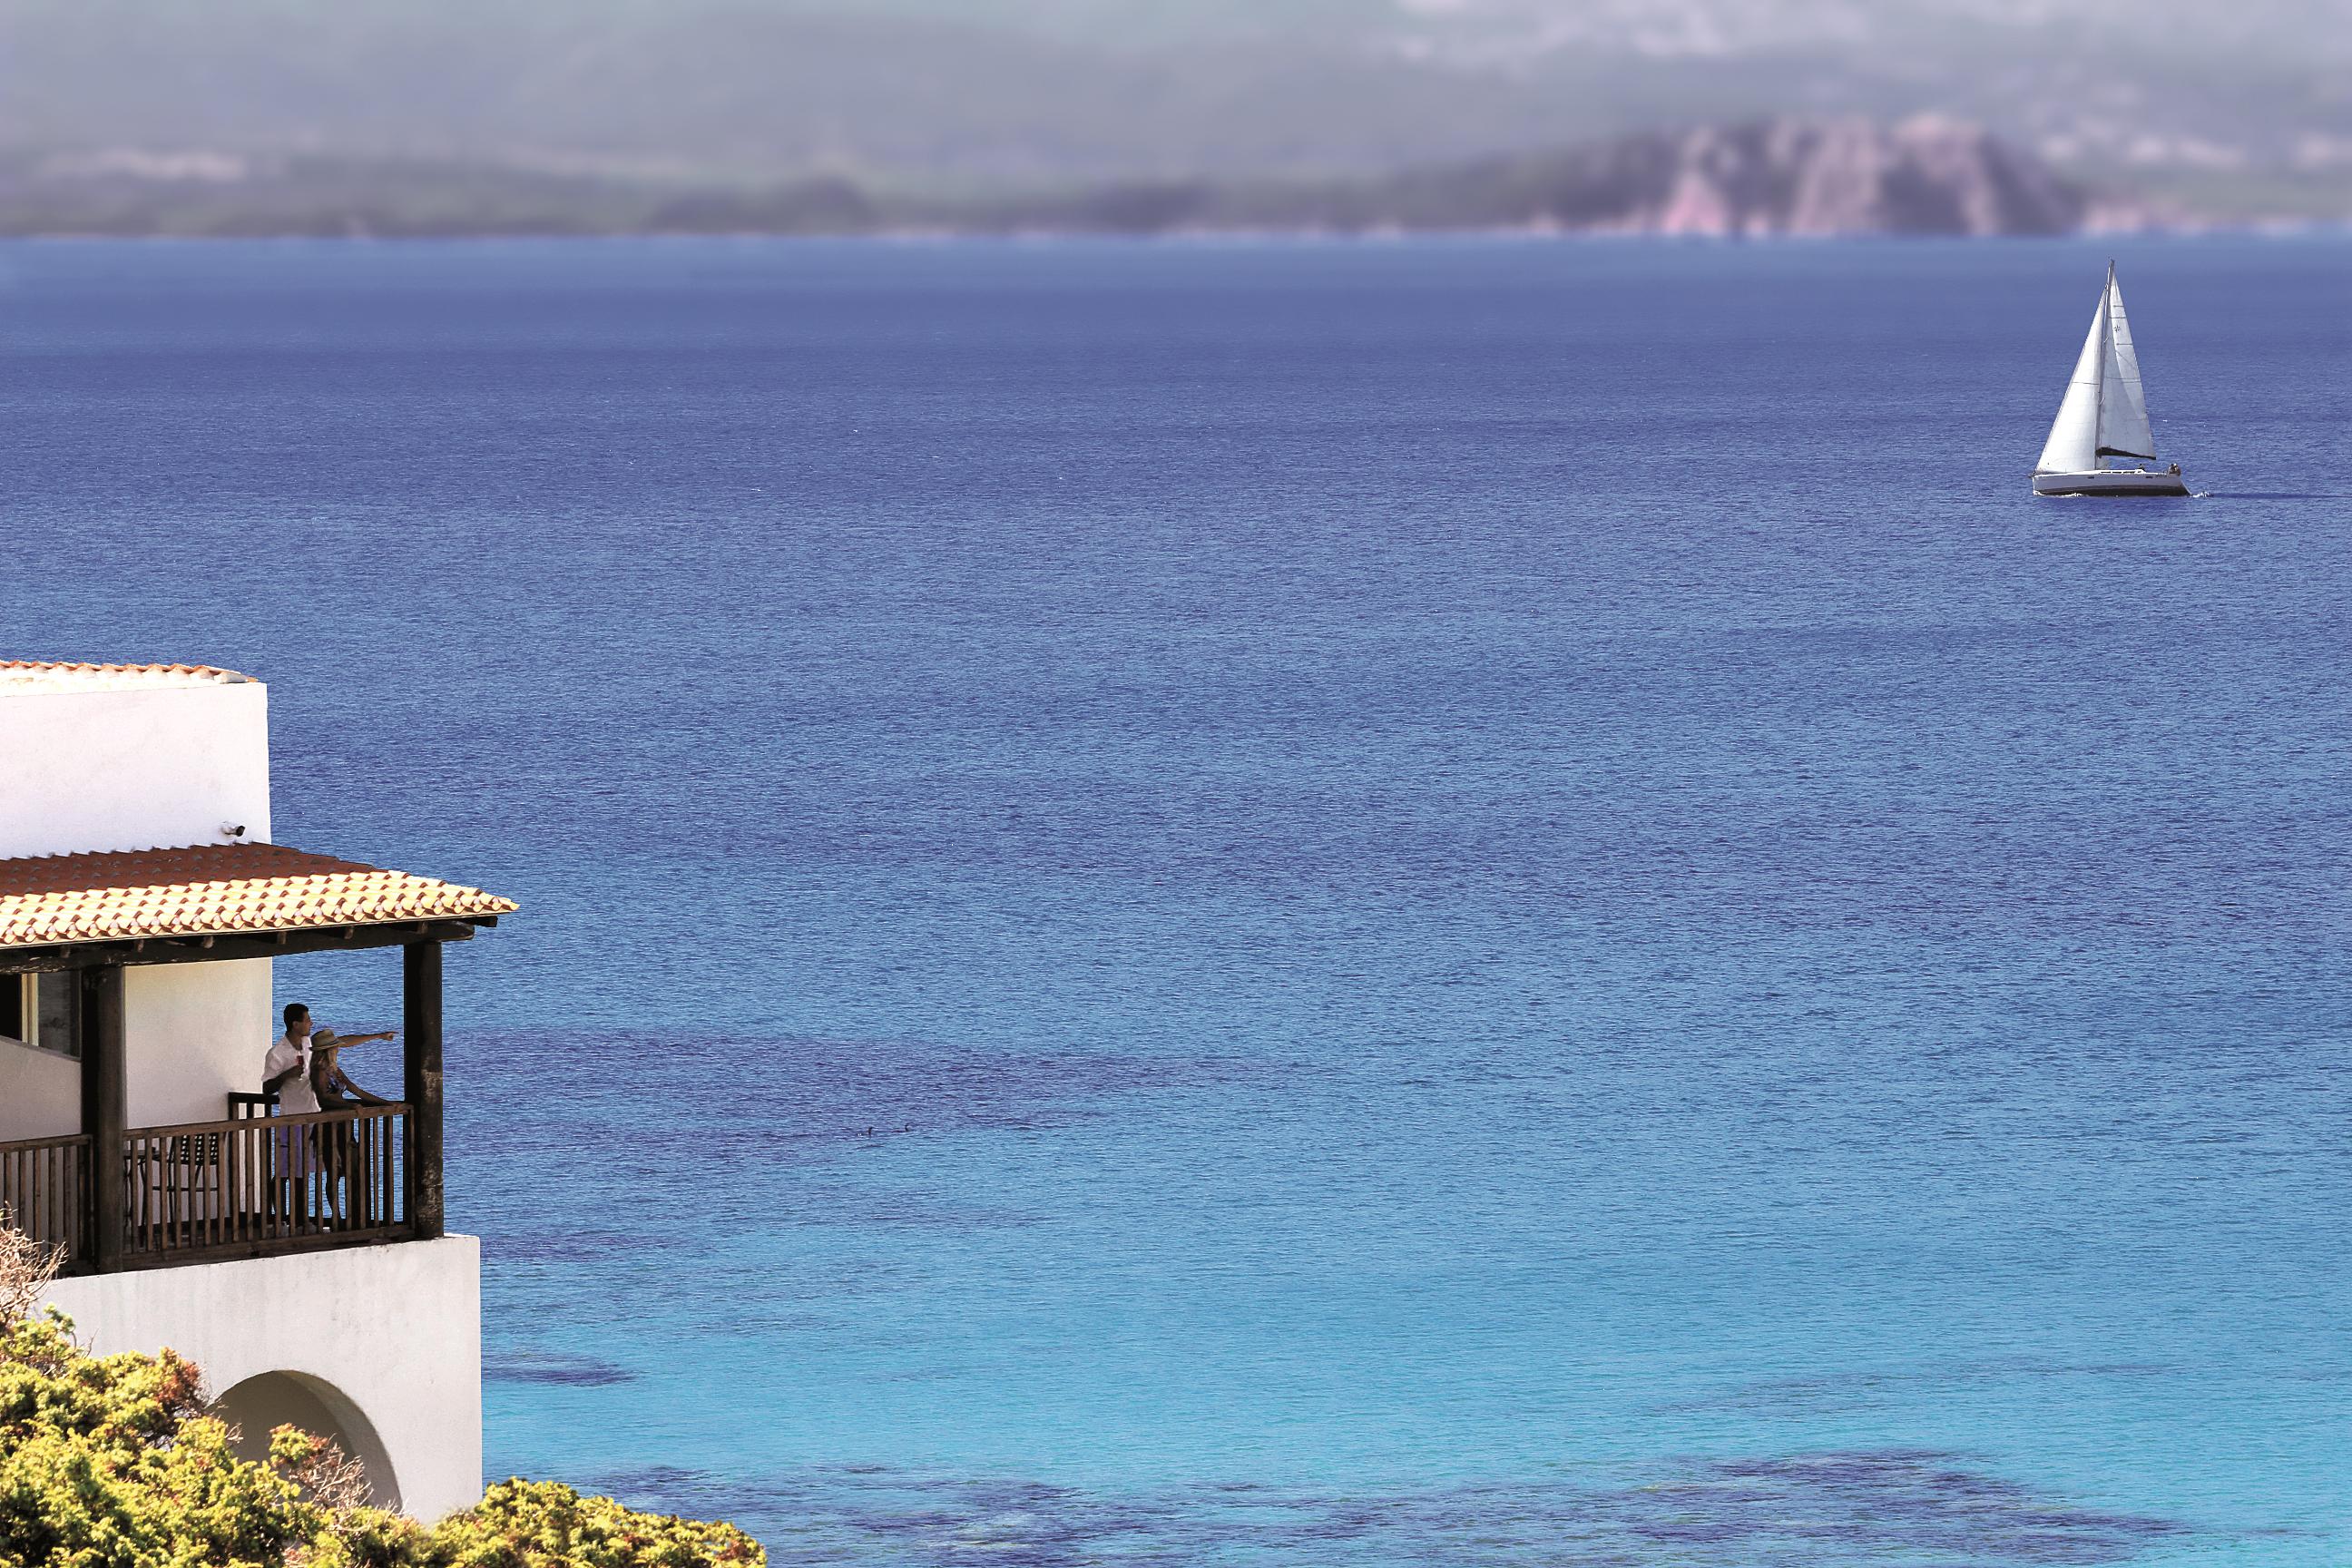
[2032,262,2189,496]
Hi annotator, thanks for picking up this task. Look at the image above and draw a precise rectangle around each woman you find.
[307,1030,395,1111]
[307,1031,396,1227]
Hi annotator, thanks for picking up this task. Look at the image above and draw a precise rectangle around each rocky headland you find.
[0,118,2131,240]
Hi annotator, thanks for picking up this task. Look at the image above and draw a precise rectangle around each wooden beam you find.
[403,941,445,1241]
[0,920,485,975]
[79,966,126,1273]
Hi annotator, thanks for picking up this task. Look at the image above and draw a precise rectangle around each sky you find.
[0,0,2345,212]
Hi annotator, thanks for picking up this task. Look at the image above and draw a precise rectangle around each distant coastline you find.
[0,118,2230,242]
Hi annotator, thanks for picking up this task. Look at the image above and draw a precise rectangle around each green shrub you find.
[0,1308,763,1568]
[417,1481,763,1568]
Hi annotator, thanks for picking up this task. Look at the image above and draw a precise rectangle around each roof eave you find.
[0,915,501,975]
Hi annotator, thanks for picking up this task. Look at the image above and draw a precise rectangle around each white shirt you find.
[265,1032,319,1114]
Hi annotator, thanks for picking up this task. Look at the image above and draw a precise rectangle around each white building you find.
[1,660,514,1521]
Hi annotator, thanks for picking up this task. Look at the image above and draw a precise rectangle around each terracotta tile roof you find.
[0,661,256,693]
[0,844,515,949]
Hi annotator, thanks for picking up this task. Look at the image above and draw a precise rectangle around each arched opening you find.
[210,1370,401,1513]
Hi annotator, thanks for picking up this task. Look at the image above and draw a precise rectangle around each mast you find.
[2093,261,2112,460]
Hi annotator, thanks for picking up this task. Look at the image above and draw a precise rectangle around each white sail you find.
[2095,269,2157,461]
[2036,288,2106,475]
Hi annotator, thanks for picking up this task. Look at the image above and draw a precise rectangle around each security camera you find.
[221,823,248,840]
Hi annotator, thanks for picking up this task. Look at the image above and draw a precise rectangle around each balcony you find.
[0,842,513,1275]
[4,1102,415,1273]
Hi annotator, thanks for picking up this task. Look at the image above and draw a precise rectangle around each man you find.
[263,1004,396,1111]
[262,1003,315,1110]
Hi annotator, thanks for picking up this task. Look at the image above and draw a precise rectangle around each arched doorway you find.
[210,1370,401,1513]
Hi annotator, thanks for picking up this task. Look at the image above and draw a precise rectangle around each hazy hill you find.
[0,118,2092,239]
[0,0,2346,219]
[956,118,2092,237]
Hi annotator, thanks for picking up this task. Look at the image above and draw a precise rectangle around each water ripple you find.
[597,1449,2189,1567]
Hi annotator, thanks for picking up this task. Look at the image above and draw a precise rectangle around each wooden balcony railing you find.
[0,1132,92,1268]
[2,1105,411,1274]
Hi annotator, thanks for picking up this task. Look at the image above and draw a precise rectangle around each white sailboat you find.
[2032,262,2189,497]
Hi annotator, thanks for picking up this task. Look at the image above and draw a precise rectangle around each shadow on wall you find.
[211,1368,401,1513]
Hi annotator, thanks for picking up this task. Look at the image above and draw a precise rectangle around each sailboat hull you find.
[2032,468,2190,497]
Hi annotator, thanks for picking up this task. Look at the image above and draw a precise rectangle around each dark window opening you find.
[4,975,78,1060]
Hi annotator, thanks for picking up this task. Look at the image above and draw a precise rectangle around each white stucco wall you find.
[0,681,271,858]
[0,1035,79,1142]
[126,959,274,1127]
[0,959,271,1139]
[42,1237,484,1522]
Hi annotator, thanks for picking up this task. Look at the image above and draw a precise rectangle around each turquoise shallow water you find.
[4,236,2350,1563]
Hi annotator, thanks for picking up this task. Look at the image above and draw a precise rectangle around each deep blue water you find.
[5,236,2350,1565]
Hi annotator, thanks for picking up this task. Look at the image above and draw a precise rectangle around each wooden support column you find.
[79,965,126,1272]
[403,940,445,1240]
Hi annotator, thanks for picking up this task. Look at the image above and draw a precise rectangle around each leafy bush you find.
[0,1230,762,1568]
[417,1481,764,1568]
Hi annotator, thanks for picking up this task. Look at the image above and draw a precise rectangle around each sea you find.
[4,235,2349,1566]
